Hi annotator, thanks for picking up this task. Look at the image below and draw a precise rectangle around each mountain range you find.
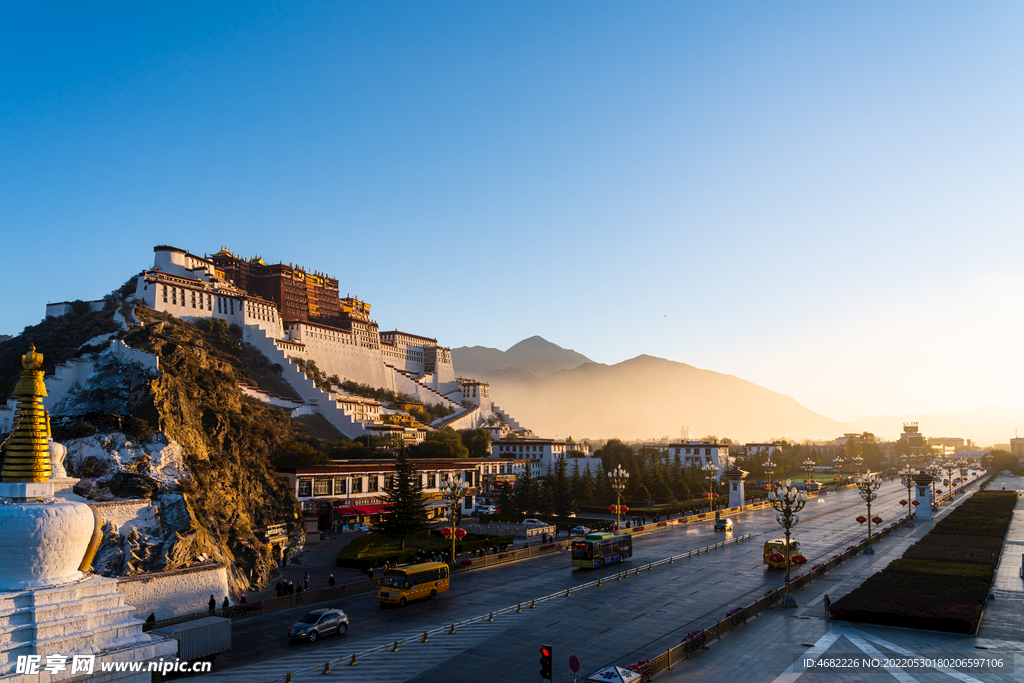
[452,338,849,442]
[452,337,1023,446]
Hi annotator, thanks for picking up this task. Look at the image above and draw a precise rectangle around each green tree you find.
[459,428,492,458]
[408,429,470,458]
[272,442,330,467]
[515,463,539,514]
[551,457,575,517]
[378,449,430,545]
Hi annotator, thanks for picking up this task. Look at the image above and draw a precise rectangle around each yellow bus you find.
[376,562,450,607]
[763,538,801,569]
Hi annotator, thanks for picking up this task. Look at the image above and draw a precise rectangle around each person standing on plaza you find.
[208,595,216,614]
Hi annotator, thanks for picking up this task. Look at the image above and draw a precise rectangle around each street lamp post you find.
[802,459,816,488]
[958,460,969,491]
[768,479,808,608]
[703,462,719,516]
[928,463,941,507]
[851,455,864,477]
[440,474,467,564]
[854,472,882,554]
[898,466,916,527]
[609,465,629,530]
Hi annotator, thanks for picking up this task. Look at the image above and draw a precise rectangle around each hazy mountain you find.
[485,353,850,442]
[452,336,592,380]
[849,406,1024,448]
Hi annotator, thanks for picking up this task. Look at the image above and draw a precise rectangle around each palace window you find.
[352,478,363,493]
[313,479,331,496]
[427,473,436,488]
[297,479,312,497]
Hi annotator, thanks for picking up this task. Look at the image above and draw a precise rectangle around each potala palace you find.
[123,245,521,440]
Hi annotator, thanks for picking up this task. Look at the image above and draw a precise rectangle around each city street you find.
[200,474,981,682]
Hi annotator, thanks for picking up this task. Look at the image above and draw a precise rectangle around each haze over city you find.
[4,2,1024,425]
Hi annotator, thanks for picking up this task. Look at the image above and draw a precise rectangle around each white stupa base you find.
[0,575,177,682]
[0,482,54,500]
[0,500,94,590]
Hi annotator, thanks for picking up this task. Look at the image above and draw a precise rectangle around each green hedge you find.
[830,589,982,635]
[902,544,999,567]
[831,488,1015,634]
[883,559,993,583]
[915,533,1003,552]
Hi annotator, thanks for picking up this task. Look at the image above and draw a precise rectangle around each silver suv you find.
[288,609,349,642]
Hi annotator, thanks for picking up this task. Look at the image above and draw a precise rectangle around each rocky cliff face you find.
[7,303,312,596]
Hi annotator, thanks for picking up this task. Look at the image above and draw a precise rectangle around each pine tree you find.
[379,449,429,545]
[552,457,575,518]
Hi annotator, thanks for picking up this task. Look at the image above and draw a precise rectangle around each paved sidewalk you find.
[978,475,1024,642]
[656,476,1024,683]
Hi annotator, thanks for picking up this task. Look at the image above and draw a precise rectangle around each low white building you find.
[666,441,732,480]
[278,457,521,530]
[490,438,603,477]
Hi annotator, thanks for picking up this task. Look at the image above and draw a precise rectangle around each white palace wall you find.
[116,562,230,620]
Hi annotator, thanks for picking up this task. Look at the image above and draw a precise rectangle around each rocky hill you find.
[0,300,319,596]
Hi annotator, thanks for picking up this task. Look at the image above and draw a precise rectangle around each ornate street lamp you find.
[958,460,969,490]
[898,466,916,527]
[850,455,864,477]
[768,479,808,607]
[927,463,942,507]
[854,472,882,553]
[703,462,719,516]
[440,474,467,563]
[609,465,629,530]
[802,459,816,487]
[762,457,776,489]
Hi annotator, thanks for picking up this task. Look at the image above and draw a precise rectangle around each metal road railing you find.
[150,506,753,630]
[268,533,755,682]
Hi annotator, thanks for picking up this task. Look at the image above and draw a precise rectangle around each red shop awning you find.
[352,505,391,515]
[334,507,359,516]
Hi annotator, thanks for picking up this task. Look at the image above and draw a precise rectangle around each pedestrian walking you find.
[222,597,230,617]
[303,571,309,589]
[208,595,216,614]
[239,593,247,605]
[296,584,303,603]
[328,575,335,587]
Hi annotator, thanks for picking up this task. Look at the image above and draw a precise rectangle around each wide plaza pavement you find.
[657,474,1024,683]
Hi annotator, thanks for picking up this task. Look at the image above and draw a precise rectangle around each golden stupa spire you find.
[1,345,52,483]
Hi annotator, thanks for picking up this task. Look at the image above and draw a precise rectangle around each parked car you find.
[523,518,547,527]
[713,518,733,532]
[569,525,592,536]
[287,609,349,642]
[475,505,497,515]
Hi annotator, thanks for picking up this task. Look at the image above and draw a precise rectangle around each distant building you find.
[665,442,732,480]
[1010,438,1024,457]
[899,423,925,455]
[490,438,602,475]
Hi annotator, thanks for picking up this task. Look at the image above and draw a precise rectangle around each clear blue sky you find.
[3,2,1023,422]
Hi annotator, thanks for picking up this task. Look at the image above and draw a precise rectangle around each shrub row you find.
[831,488,1016,634]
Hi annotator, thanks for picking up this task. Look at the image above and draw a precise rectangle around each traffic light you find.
[539,644,553,681]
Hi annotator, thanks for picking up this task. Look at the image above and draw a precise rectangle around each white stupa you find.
[0,346,176,682]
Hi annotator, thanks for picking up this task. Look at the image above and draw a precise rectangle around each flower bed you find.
[831,490,1015,634]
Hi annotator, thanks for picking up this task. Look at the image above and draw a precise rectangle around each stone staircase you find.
[242,325,370,439]
[431,405,480,430]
